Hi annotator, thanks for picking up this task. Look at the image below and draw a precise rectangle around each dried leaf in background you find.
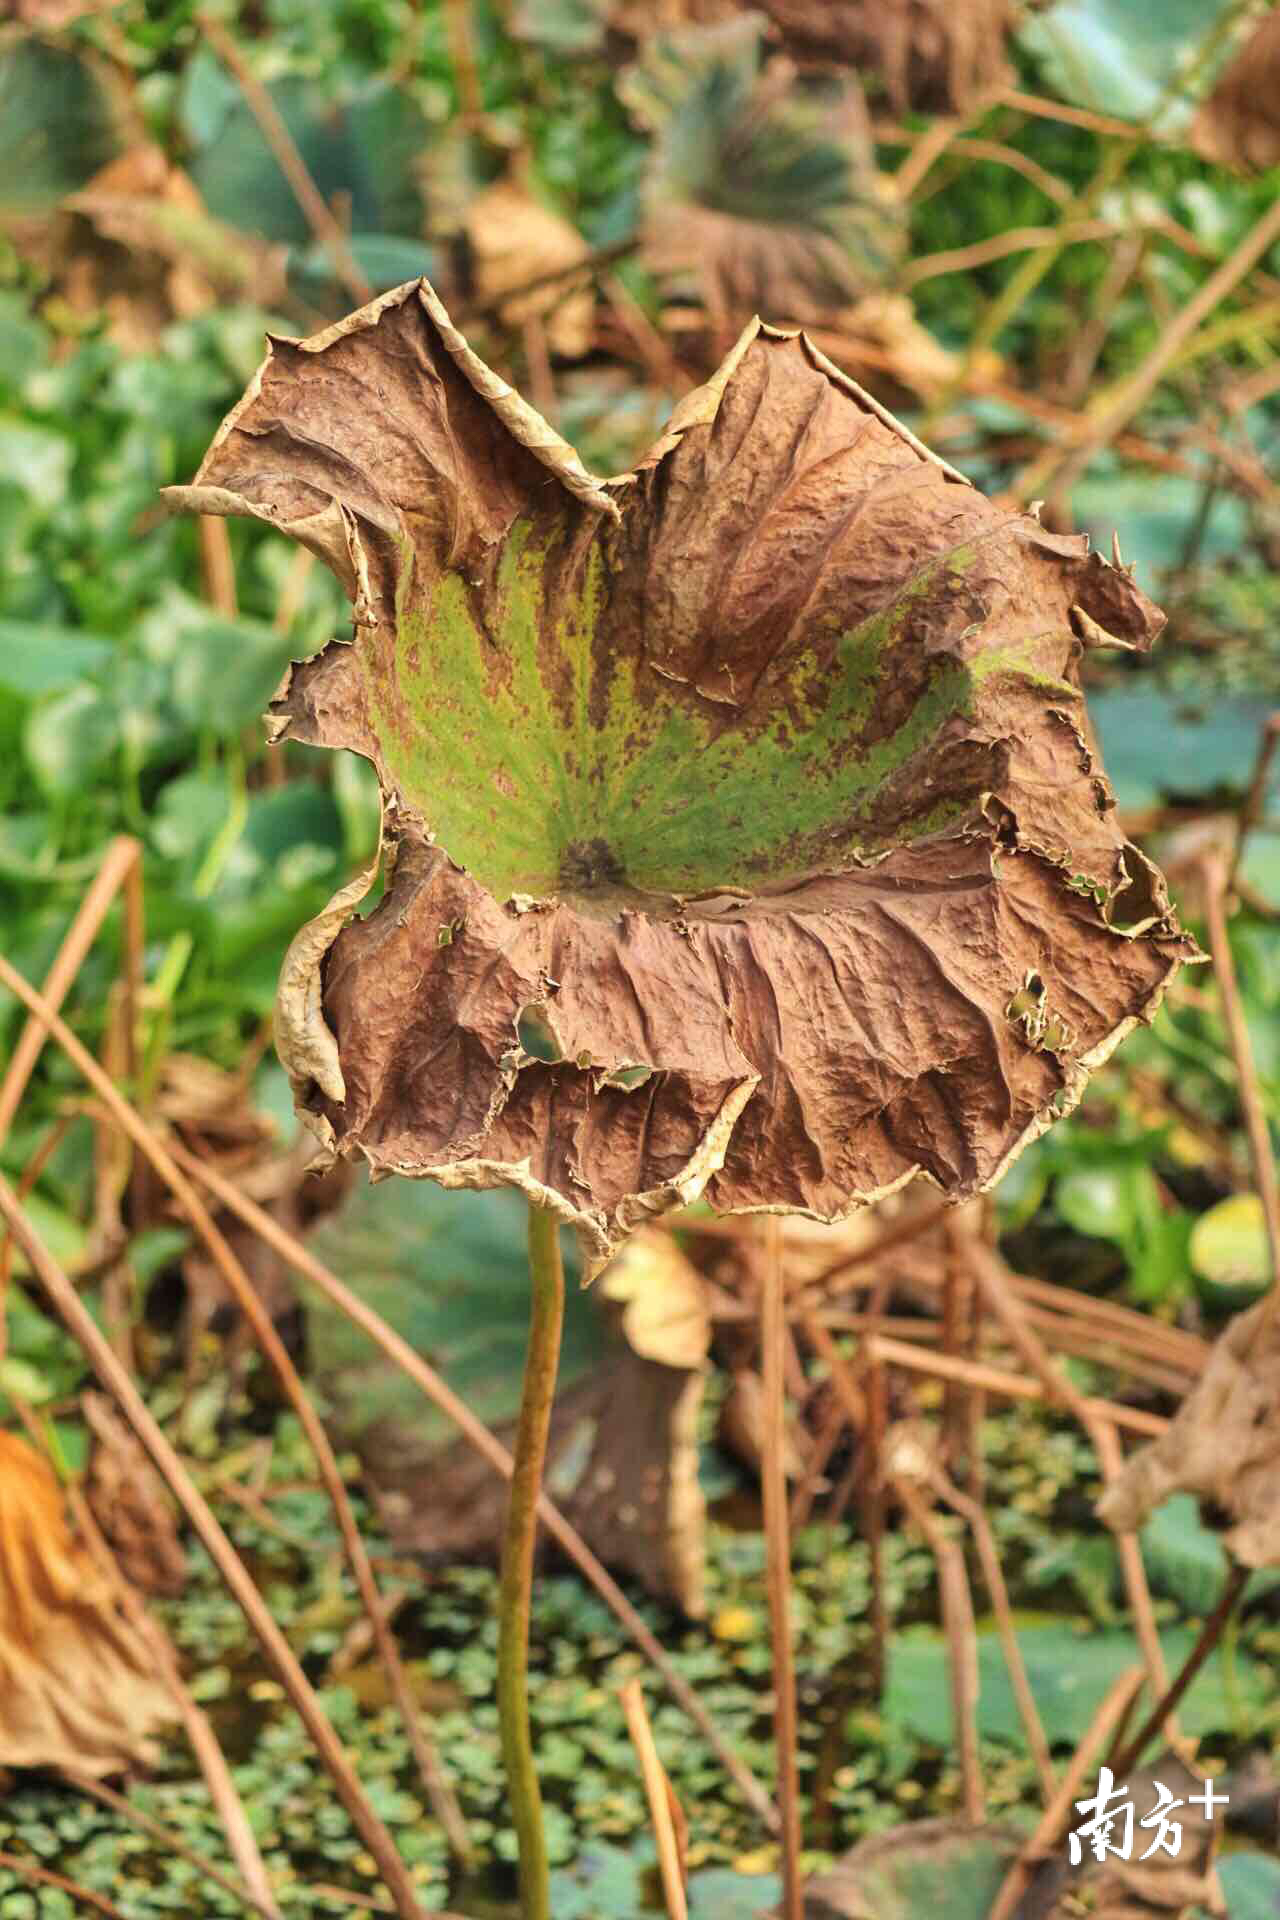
[464,176,595,359]
[57,145,286,350]
[1097,1300,1280,1568]
[761,0,1017,114]
[0,1430,175,1777]
[1192,9,1280,175]
[82,1392,187,1598]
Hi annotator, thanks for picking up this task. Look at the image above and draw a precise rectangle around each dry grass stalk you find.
[761,1221,804,1920]
[0,835,141,1149]
[963,1249,1176,1743]
[892,1462,984,1825]
[1201,850,1280,1331]
[862,1334,1168,1438]
[1110,1561,1251,1779]
[931,1465,1056,1805]
[620,1678,688,1920]
[196,14,372,306]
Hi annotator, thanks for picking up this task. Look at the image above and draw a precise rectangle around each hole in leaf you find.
[516,1004,563,1063]
[605,1064,654,1091]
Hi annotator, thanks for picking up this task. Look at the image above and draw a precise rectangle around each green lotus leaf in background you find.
[1020,0,1241,133]
[620,15,903,325]
[182,54,430,254]
[168,276,1197,1271]
[0,39,124,216]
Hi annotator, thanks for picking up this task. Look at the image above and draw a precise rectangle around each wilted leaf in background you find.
[305,1182,712,1611]
[1098,1300,1280,1568]
[82,1393,187,1598]
[54,145,285,351]
[0,1430,175,1776]
[760,0,1016,114]
[620,16,902,329]
[1192,9,1280,175]
[170,279,1198,1273]
[464,176,595,359]
[574,1229,711,1614]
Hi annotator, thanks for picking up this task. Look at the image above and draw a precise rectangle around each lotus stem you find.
[498,1201,565,1920]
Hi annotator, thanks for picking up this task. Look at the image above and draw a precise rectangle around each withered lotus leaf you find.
[760,0,1017,116]
[1192,9,1280,176]
[1098,1300,1280,1569]
[0,1430,175,1775]
[168,277,1197,1274]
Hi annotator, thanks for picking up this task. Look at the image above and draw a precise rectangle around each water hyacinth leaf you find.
[512,0,611,55]
[290,233,439,300]
[688,1865,783,1917]
[1190,1192,1271,1305]
[1087,685,1277,811]
[167,276,1197,1273]
[0,623,113,700]
[620,16,903,323]
[168,613,302,731]
[1216,1853,1280,1920]
[1140,1493,1280,1615]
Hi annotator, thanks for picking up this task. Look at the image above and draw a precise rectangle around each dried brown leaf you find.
[167,277,1198,1275]
[52,145,284,351]
[1097,1300,1280,1568]
[1192,11,1280,175]
[762,0,1016,114]
[598,1228,711,1369]
[82,1392,187,1598]
[464,176,595,359]
[0,1430,175,1776]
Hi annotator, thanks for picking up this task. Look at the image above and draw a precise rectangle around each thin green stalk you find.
[498,1201,565,1920]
